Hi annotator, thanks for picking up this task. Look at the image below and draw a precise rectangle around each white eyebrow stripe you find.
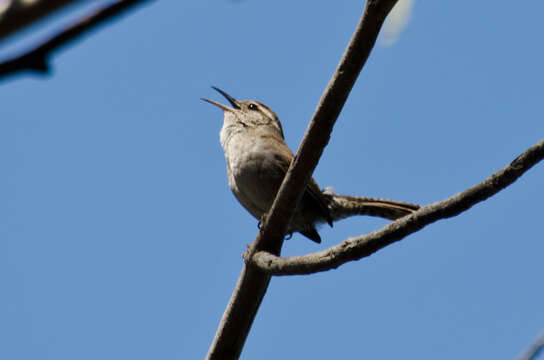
[256,103,275,119]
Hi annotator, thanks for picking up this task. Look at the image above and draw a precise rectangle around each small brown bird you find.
[203,87,419,243]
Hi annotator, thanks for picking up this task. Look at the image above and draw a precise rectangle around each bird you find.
[202,87,419,243]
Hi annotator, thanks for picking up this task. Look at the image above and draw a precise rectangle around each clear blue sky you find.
[1,1,543,359]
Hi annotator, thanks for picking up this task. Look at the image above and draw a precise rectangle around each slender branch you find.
[206,1,399,359]
[0,0,81,41]
[252,0,400,257]
[517,331,544,360]
[250,139,544,275]
[0,0,152,80]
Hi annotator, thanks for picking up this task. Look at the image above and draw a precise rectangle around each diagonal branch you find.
[206,1,400,359]
[0,0,152,80]
[517,330,544,360]
[249,0,400,257]
[250,139,544,275]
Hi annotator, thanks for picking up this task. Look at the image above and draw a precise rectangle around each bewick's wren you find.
[202,87,419,243]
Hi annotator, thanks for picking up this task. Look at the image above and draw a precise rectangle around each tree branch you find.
[517,331,544,360]
[0,0,151,80]
[250,139,544,275]
[206,1,399,359]
[0,0,80,41]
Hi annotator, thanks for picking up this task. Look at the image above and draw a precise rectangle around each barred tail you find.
[328,194,420,222]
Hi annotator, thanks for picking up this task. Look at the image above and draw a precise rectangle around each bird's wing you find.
[305,178,333,227]
[269,137,333,227]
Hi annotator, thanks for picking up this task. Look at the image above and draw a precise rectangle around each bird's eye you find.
[248,103,258,110]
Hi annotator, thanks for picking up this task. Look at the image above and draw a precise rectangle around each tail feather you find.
[328,194,419,221]
[299,228,322,243]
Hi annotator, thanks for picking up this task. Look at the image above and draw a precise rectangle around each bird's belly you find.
[225,139,283,219]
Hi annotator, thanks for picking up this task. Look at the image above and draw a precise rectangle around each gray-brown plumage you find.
[202,87,419,243]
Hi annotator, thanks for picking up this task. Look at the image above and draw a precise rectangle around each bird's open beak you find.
[201,86,240,111]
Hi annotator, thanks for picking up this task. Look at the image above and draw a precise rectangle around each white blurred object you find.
[0,0,11,16]
[381,0,415,46]
[20,0,40,6]
[0,0,40,18]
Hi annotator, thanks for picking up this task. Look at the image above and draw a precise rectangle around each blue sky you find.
[1,1,543,359]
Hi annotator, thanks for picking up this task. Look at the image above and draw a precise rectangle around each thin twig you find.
[206,1,399,359]
[0,0,80,41]
[517,331,544,360]
[250,139,544,275]
[0,0,152,80]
